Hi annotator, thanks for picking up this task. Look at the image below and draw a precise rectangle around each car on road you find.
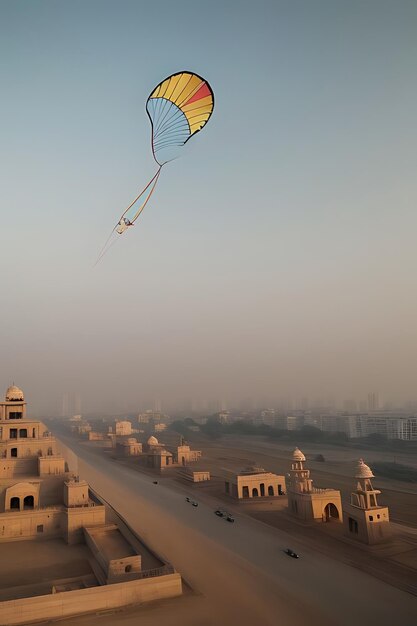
[153,481,158,484]
[284,548,299,558]
[185,497,191,502]
[191,501,198,507]
[215,510,226,517]
[226,515,235,523]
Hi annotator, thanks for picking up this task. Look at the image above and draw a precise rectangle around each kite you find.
[95,71,214,263]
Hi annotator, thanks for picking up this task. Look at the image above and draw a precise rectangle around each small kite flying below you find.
[95,71,214,264]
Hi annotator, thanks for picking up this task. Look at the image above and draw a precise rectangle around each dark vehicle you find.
[153,481,158,484]
[284,548,299,558]
[215,510,226,517]
[191,501,198,507]
[185,497,191,502]
[226,515,235,523]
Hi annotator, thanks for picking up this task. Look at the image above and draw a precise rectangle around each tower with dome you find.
[343,459,391,544]
[0,383,106,542]
[287,447,343,522]
[0,384,27,420]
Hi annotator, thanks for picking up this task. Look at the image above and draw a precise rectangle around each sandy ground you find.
[45,426,417,626]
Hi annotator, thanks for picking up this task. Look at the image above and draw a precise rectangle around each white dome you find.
[5,385,24,401]
[147,436,159,445]
[355,459,374,479]
[292,447,306,462]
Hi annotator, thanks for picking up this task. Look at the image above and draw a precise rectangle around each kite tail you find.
[94,167,163,267]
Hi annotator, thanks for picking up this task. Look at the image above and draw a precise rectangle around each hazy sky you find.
[1,1,417,414]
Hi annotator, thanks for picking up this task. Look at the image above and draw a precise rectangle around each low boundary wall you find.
[0,573,182,625]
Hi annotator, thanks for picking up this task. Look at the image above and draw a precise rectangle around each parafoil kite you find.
[96,71,214,262]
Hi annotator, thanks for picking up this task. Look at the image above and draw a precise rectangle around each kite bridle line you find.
[120,166,162,221]
[94,166,163,267]
[127,165,162,223]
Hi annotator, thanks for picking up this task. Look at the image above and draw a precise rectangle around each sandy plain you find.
[40,424,417,626]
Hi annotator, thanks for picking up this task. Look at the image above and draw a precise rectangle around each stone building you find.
[180,467,210,482]
[0,384,106,543]
[287,448,343,522]
[72,421,92,436]
[223,466,286,499]
[137,436,202,471]
[0,384,182,624]
[174,444,202,465]
[115,437,143,457]
[343,459,391,544]
[115,420,132,436]
[139,436,174,470]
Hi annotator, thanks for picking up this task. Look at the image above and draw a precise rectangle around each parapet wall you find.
[0,572,182,625]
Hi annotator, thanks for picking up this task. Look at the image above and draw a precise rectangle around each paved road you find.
[53,429,417,626]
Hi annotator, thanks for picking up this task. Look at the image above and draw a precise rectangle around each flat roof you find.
[89,527,136,561]
[0,538,96,601]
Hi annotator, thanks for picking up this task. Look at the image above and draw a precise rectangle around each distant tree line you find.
[371,461,417,483]
[169,416,417,452]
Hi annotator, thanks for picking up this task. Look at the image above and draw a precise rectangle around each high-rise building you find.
[367,392,379,411]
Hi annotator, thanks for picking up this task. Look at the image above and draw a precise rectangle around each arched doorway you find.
[11,448,17,457]
[260,483,265,496]
[268,485,274,496]
[324,503,339,521]
[252,488,259,497]
[10,497,20,510]
[24,495,34,509]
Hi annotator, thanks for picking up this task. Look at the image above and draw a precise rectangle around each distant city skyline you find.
[41,389,417,418]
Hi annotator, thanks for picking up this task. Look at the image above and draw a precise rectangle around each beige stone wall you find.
[38,456,65,476]
[64,505,106,544]
[0,508,64,541]
[287,492,313,520]
[0,421,47,442]
[224,471,286,499]
[0,459,38,478]
[0,475,67,511]
[190,471,210,482]
[288,490,343,522]
[0,401,27,420]
[107,555,142,582]
[115,421,132,436]
[343,503,390,544]
[4,482,40,511]
[0,573,182,625]
[63,481,89,507]
[0,437,57,461]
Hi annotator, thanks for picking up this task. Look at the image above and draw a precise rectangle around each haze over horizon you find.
[1,1,417,415]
